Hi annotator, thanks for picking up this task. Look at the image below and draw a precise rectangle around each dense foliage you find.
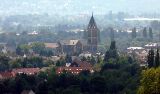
[138,67,160,94]
[0,58,141,94]
[104,41,118,62]
[0,55,55,72]
[147,48,160,68]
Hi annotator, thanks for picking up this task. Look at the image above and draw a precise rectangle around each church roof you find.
[44,43,59,49]
[60,40,79,46]
[88,13,97,28]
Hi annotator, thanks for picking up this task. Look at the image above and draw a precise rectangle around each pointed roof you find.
[88,13,97,28]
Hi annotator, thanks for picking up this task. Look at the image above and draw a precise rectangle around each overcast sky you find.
[0,0,160,15]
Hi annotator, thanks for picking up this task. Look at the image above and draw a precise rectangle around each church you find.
[83,13,100,53]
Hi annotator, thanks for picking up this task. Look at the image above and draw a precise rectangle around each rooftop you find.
[60,40,79,45]
[44,43,59,49]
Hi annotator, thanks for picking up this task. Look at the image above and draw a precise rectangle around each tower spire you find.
[86,13,100,53]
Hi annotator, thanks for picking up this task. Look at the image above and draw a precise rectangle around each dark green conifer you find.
[155,49,159,68]
[147,49,154,68]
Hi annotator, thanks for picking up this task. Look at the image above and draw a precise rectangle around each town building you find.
[56,59,93,74]
[127,46,148,67]
[144,43,160,49]
[127,47,145,53]
[12,68,40,76]
[44,42,62,55]
[0,68,41,80]
[60,40,82,55]
[85,13,100,53]
[79,52,92,58]
[0,72,13,80]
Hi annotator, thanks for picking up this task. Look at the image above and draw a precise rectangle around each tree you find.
[138,68,160,94]
[131,27,137,39]
[31,42,45,54]
[147,49,154,68]
[10,59,21,68]
[0,83,5,93]
[109,27,115,41]
[65,54,72,63]
[149,27,153,40]
[16,46,23,55]
[0,55,10,71]
[90,76,106,93]
[37,82,48,94]
[91,56,96,64]
[97,55,103,64]
[104,41,118,62]
[110,41,116,50]
[110,41,117,59]
[104,51,110,62]
[128,56,133,64]
[56,57,65,67]
[16,44,30,55]
[155,49,159,68]
[142,27,147,38]
[81,56,87,61]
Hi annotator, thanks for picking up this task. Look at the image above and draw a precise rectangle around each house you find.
[127,47,148,67]
[0,72,14,80]
[21,90,35,94]
[127,47,145,51]
[28,31,38,35]
[56,60,93,74]
[60,40,82,55]
[0,68,41,80]
[79,51,92,58]
[127,47,145,54]
[12,68,40,76]
[136,50,148,66]
[50,56,61,62]
[0,43,8,54]
[144,43,160,49]
[45,43,59,49]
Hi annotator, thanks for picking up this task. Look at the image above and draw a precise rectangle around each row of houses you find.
[56,59,93,75]
[0,58,94,79]
[0,68,40,80]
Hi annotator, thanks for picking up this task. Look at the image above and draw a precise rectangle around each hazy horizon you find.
[0,0,160,15]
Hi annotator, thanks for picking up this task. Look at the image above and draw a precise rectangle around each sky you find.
[0,0,160,15]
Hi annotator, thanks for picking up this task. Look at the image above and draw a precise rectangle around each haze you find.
[0,0,160,15]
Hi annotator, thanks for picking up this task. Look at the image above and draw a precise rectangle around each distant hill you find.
[0,0,159,15]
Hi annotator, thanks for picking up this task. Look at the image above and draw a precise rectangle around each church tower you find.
[87,13,100,53]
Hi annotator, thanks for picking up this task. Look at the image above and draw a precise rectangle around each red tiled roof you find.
[56,66,93,75]
[12,68,40,76]
[44,43,59,49]
[0,72,14,79]
[77,61,92,68]
[60,40,79,45]
[56,59,94,74]
[72,59,93,68]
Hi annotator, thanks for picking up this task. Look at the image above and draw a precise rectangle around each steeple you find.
[88,13,97,28]
[86,13,100,53]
